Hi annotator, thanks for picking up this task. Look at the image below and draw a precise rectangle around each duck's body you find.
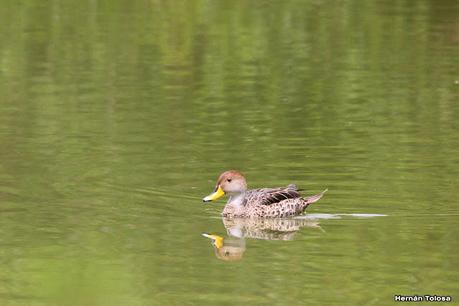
[203,170,327,218]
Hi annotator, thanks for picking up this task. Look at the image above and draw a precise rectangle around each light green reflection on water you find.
[0,0,458,305]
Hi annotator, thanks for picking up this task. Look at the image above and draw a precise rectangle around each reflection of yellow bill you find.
[203,185,225,202]
[202,233,224,249]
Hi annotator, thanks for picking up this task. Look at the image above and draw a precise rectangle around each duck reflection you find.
[203,217,321,261]
[202,233,246,261]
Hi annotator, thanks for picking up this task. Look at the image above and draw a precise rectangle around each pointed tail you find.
[304,189,328,207]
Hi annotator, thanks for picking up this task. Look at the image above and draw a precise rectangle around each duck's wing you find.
[245,184,301,205]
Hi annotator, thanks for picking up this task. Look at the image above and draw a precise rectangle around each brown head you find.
[203,170,248,202]
[201,233,245,261]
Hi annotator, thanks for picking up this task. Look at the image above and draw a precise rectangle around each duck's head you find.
[201,233,245,261]
[203,170,247,202]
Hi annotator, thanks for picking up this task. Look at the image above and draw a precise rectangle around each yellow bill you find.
[203,185,225,202]
[202,233,224,249]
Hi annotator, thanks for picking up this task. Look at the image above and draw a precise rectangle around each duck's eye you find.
[227,179,232,182]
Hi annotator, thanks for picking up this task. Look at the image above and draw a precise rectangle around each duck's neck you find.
[228,192,246,207]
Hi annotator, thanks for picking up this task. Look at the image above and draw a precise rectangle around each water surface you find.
[0,0,458,305]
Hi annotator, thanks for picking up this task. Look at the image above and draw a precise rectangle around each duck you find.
[203,170,327,218]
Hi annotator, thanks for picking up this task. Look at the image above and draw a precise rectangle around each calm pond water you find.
[1,1,458,305]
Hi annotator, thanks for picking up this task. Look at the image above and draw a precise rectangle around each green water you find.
[1,1,458,305]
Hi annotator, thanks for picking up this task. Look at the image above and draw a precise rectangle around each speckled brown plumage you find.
[222,217,321,240]
[222,186,327,218]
